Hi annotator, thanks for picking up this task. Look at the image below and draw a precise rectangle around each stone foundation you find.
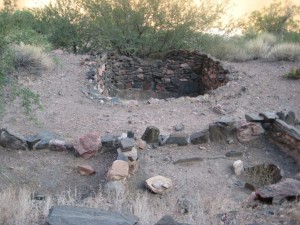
[95,50,229,99]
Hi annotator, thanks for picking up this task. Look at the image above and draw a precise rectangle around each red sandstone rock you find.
[78,165,95,176]
[74,133,101,159]
[237,122,265,142]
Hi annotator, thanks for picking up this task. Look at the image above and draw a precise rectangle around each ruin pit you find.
[95,50,229,100]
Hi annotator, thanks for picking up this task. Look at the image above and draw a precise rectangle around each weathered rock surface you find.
[245,113,264,122]
[255,178,300,203]
[77,165,95,176]
[46,205,138,225]
[174,123,185,132]
[0,128,27,150]
[237,122,265,142]
[107,160,129,181]
[74,133,101,159]
[154,215,191,225]
[120,138,135,152]
[123,147,138,161]
[209,118,236,142]
[165,133,189,146]
[190,130,209,144]
[145,175,172,194]
[141,126,160,143]
[49,140,67,152]
[101,134,118,152]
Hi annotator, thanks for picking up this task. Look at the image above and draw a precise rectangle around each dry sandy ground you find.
[0,52,299,224]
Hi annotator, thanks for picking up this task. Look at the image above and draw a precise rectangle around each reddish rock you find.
[107,160,129,181]
[145,175,172,194]
[255,178,300,203]
[237,122,265,142]
[78,165,95,176]
[136,139,146,150]
[74,133,101,159]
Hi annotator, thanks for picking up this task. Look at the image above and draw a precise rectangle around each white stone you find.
[233,160,244,176]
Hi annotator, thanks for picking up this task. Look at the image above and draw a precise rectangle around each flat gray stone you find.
[165,133,189,146]
[46,205,138,225]
[190,130,209,144]
[101,134,118,152]
[209,122,235,142]
[120,138,135,152]
[245,113,264,122]
[225,150,243,158]
[154,215,191,225]
[285,111,296,125]
[259,112,278,121]
[174,123,185,132]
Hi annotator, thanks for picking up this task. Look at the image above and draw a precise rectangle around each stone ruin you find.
[93,50,229,99]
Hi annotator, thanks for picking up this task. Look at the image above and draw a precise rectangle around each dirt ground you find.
[0,52,299,224]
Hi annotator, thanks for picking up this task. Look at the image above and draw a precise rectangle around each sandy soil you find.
[0,52,299,224]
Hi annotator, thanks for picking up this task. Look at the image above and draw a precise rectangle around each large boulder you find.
[46,205,138,225]
[0,128,27,150]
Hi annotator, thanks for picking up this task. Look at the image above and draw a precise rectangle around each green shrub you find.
[266,43,300,61]
[283,68,300,79]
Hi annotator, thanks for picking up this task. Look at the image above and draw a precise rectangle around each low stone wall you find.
[95,50,229,99]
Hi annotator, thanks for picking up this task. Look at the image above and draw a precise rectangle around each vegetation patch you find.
[283,68,300,79]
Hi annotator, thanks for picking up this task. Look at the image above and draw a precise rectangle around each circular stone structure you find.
[95,50,230,100]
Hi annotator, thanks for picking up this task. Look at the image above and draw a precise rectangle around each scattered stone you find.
[240,164,282,191]
[285,111,296,125]
[46,205,139,225]
[225,150,243,158]
[259,112,278,122]
[49,140,67,151]
[117,148,129,162]
[236,122,265,142]
[107,160,129,181]
[123,147,138,162]
[127,131,134,138]
[0,128,27,150]
[245,113,264,122]
[26,136,41,150]
[174,123,184,132]
[101,134,118,152]
[136,139,146,150]
[145,175,172,194]
[255,178,300,203]
[120,138,135,152]
[74,133,101,159]
[190,130,209,144]
[212,104,226,115]
[233,160,244,176]
[31,131,62,150]
[78,165,95,176]
[276,111,286,120]
[154,215,191,225]
[158,135,169,146]
[141,126,160,143]
[165,133,189,146]
[209,119,236,142]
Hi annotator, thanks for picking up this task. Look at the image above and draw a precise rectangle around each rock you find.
[212,104,226,115]
[147,98,160,104]
[240,164,282,191]
[174,123,184,132]
[154,215,191,225]
[276,111,286,120]
[136,139,146,150]
[123,147,138,161]
[46,205,138,225]
[107,160,129,181]
[190,130,209,144]
[141,126,160,143]
[158,135,169,146]
[74,133,101,159]
[259,112,278,122]
[174,157,203,166]
[165,133,189,146]
[145,175,172,194]
[209,119,236,142]
[30,131,62,150]
[236,122,265,142]
[101,134,119,152]
[26,136,41,150]
[120,138,135,152]
[78,165,95,176]
[285,111,296,125]
[233,160,244,176]
[127,131,134,138]
[225,150,243,158]
[117,148,129,162]
[0,128,27,150]
[49,140,67,151]
[255,178,300,203]
[245,113,264,122]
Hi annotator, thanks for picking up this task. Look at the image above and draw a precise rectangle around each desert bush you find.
[10,43,54,75]
[283,68,300,79]
[266,43,300,61]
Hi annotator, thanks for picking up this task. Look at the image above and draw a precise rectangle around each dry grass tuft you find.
[266,43,300,61]
[10,43,54,75]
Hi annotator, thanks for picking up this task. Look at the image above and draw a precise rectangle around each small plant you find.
[266,43,300,61]
[10,43,54,75]
[283,68,300,79]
